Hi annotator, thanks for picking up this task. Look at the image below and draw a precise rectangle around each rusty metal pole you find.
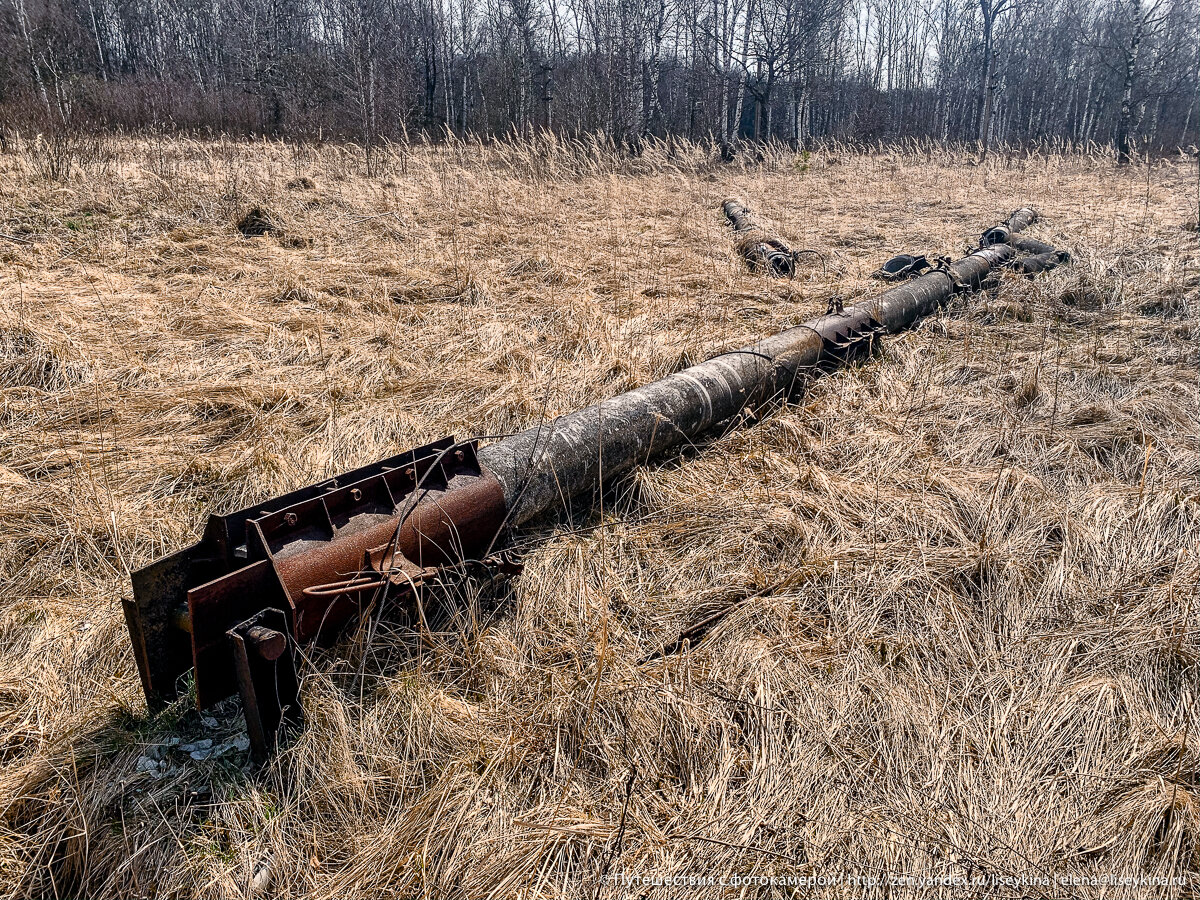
[722,198,798,277]
[124,207,1065,758]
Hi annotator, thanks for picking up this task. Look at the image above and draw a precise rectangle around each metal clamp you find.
[874,253,931,281]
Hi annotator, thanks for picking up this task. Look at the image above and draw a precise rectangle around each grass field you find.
[1,135,1198,897]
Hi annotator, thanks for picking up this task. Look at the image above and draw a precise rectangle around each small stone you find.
[180,738,215,759]
[201,716,219,728]
[210,732,252,758]
[136,756,166,779]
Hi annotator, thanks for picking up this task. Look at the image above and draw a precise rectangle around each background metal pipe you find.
[480,210,1039,528]
[980,208,1037,246]
[1014,249,1071,274]
[1008,235,1057,255]
[722,198,797,277]
[721,199,762,234]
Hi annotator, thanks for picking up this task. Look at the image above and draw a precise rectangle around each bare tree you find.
[5,0,53,118]
[1112,0,1164,162]
[976,0,1013,155]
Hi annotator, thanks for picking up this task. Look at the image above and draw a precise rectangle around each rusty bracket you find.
[125,436,509,713]
[874,253,931,281]
[979,223,1013,246]
[810,305,886,370]
[425,550,526,591]
[228,607,300,761]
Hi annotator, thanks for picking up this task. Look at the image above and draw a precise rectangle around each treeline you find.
[1,0,1196,155]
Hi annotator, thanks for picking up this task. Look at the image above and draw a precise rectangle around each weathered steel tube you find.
[980,208,1038,246]
[1008,235,1057,255]
[481,210,1037,527]
[1014,249,1071,274]
[481,324,824,525]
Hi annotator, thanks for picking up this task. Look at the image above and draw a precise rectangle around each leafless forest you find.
[1,0,1200,892]
[0,0,1197,154]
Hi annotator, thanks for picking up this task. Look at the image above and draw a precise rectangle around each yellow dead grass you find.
[0,135,1198,897]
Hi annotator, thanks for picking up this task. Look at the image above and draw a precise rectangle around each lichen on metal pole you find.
[480,323,826,526]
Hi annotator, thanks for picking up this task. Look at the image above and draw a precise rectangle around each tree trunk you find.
[977,11,995,156]
[1115,0,1145,165]
[730,0,753,144]
[86,0,108,82]
[9,0,53,119]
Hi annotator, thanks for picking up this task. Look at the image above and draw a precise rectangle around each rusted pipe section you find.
[1008,235,1057,255]
[874,253,931,281]
[1014,249,1071,274]
[124,439,508,716]
[980,208,1038,246]
[722,199,797,277]
[985,210,1069,275]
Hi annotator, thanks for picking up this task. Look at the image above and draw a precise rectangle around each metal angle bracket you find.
[874,253,931,281]
[228,607,301,761]
[124,436,509,712]
[812,307,886,370]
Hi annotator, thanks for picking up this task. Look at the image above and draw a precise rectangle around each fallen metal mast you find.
[123,207,1066,758]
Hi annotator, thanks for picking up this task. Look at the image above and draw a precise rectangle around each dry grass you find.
[1,135,1198,898]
